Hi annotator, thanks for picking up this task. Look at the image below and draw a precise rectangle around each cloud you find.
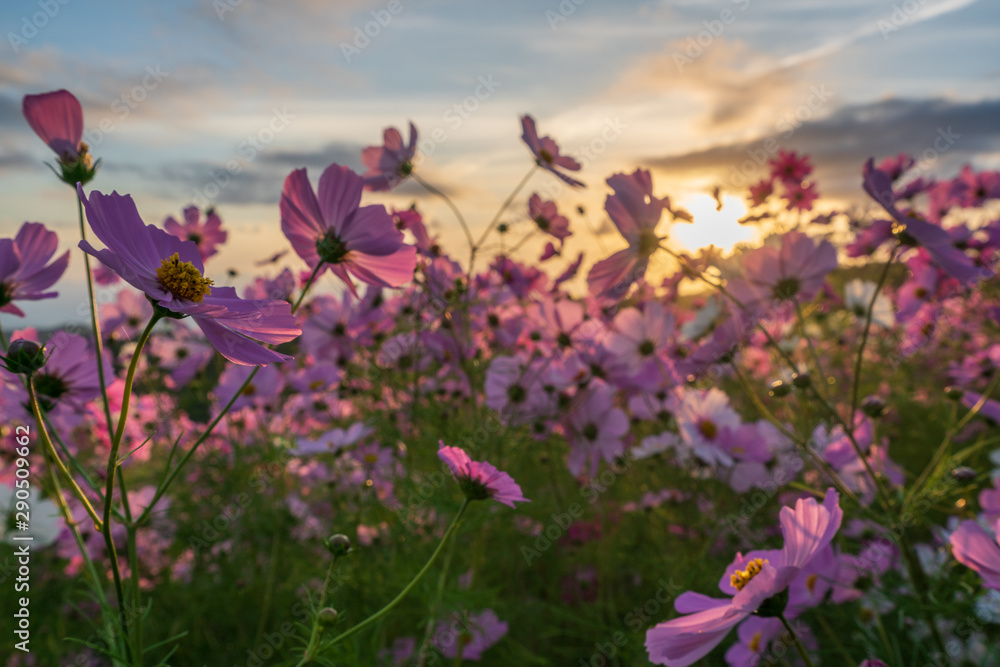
[607,39,811,131]
[646,96,1000,199]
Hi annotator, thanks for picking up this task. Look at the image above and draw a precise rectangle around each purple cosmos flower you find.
[587,169,674,299]
[727,231,837,311]
[101,289,154,342]
[361,122,418,191]
[520,115,584,187]
[22,89,97,184]
[527,193,572,241]
[6,330,108,416]
[862,158,983,284]
[280,163,417,296]
[0,222,70,316]
[77,185,300,366]
[645,489,843,666]
[950,519,1000,590]
[163,206,228,262]
[438,443,528,508]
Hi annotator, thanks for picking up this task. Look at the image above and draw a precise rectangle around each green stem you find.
[730,364,863,510]
[416,531,460,667]
[849,245,898,426]
[412,173,474,251]
[292,261,324,314]
[101,313,161,650]
[40,441,126,663]
[134,271,317,528]
[76,189,115,439]
[26,379,103,529]
[0,318,7,351]
[117,470,144,664]
[324,501,471,649]
[778,613,815,667]
[474,165,536,251]
[814,614,857,667]
[794,302,829,395]
[296,554,343,666]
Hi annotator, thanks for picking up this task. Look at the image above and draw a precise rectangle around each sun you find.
[668,193,755,253]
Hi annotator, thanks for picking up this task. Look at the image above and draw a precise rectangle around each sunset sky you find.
[2,0,998,327]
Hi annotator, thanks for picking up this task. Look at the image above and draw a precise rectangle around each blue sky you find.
[2,0,999,326]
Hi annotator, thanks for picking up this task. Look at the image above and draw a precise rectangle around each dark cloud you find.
[257,142,362,172]
[0,151,35,169]
[126,147,461,208]
[647,96,1000,200]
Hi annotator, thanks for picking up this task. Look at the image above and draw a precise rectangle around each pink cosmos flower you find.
[163,206,228,262]
[769,150,812,184]
[22,89,97,184]
[77,185,300,366]
[950,519,1000,590]
[280,163,417,296]
[565,380,630,476]
[520,115,584,187]
[748,179,773,207]
[645,489,843,666]
[527,193,572,241]
[604,300,675,373]
[783,181,819,212]
[728,231,837,311]
[587,169,672,299]
[0,222,70,316]
[361,122,418,191]
[437,443,528,508]
[674,388,743,467]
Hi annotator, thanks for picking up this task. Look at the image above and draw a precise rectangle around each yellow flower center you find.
[156,253,213,302]
[806,573,818,595]
[731,557,767,591]
[698,419,718,440]
[364,454,379,464]
[748,631,762,653]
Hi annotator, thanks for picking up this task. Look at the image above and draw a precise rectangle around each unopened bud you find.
[325,534,351,557]
[2,339,46,375]
[317,607,339,625]
[768,380,791,398]
[861,395,887,418]
[791,372,811,389]
[944,386,964,401]
[949,466,977,483]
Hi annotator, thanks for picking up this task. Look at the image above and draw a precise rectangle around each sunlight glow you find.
[669,193,753,252]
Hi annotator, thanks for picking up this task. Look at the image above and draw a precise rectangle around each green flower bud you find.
[768,380,791,398]
[2,339,47,375]
[325,534,351,557]
[317,607,339,625]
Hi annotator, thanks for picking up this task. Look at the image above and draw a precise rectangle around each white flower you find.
[633,432,682,461]
[680,295,723,341]
[844,279,895,328]
[0,484,63,548]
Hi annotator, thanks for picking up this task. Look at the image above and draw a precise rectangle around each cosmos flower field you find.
[2,88,1000,666]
